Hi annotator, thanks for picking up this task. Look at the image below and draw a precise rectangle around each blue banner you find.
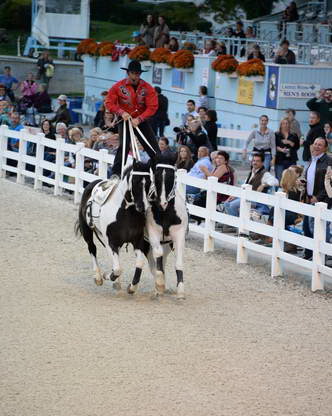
[171,69,185,90]
[265,65,279,109]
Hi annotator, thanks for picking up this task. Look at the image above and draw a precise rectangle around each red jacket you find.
[105,78,158,122]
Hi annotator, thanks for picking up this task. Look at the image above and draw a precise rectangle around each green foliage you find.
[90,21,138,43]
[0,0,31,31]
[203,0,274,20]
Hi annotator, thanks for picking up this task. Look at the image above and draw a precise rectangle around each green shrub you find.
[0,0,31,31]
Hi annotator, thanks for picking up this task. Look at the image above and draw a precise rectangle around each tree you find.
[202,0,274,20]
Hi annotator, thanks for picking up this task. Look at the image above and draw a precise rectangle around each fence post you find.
[74,143,85,204]
[17,129,28,185]
[236,184,251,264]
[34,133,45,190]
[0,125,7,178]
[54,138,65,197]
[312,202,327,291]
[271,191,287,277]
[99,149,109,179]
[204,176,218,253]
[176,169,187,200]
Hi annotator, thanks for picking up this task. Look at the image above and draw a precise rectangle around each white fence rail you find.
[1,125,331,291]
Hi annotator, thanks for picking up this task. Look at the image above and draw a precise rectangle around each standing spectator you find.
[283,2,299,22]
[168,37,179,52]
[0,100,11,125]
[36,51,54,90]
[140,15,156,48]
[205,110,218,151]
[245,26,255,38]
[324,121,332,152]
[186,119,209,160]
[303,137,332,259]
[247,44,265,62]
[99,111,118,134]
[275,118,300,181]
[285,108,302,138]
[158,137,175,159]
[34,84,52,113]
[151,86,169,137]
[232,21,246,57]
[216,41,227,56]
[51,95,71,126]
[182,99,198,126]
[0,66,18,103]
[42,119,56,177]
[197,86,208,109]
[154,16,170,48]
[176,145,194,171]
[224,153,278,217]
[243,115,276,171]
[20,72,38,99]
[204,39,217,56]
[274,39,296,64]
[7,112,24,152]
[306,88,332,125]
[302,111,325,167]
[186,146,213,195]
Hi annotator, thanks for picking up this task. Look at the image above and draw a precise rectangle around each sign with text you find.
[237,78,254,105]
[152,66,162,85]
[279,83,320,99]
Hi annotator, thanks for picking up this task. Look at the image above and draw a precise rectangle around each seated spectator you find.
[324,121,332,152]
[204,39,217,56]
[243,114,276,171]
[51,95,71,126]
[224,153,278,217]
[197,106,207,125]
[20,72,38,101]
[0,66,18,103]
[68,127,84,145]
[0,83,11,102]
[182,99,198,126]
[274,39,296,64]
[41,119,56,176]
[191,151,235,224]
[205,110,218,151]
[225,27,234,37]
[302,111,325,167]
[303,137,332,260]
[140,15,156,48]
[55,122,68,140]
[306,88,332,126]
[197,86,208,109]
[285,108,301,138]
[34,84,52,113]
[186,146,213,195]
[93,132,120,156]
[154,16,170,48]
[245,26,255,38]
[247,44,265,62]
[0,100,11,125]
[176,145,194,172]
[99,110,118,134]
[151,86,169,137]
[275,118,300,181]
[158,137,175,159]
[168,37,179,52]
[86,127,102,149]
[216,41,227,56]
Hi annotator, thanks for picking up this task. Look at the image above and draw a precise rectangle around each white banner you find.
[279,83,320,99]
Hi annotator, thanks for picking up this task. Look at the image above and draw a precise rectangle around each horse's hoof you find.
[110,272,120,282]
[113,281,121,291]
[94,278,103,286]
[127,284,136,295]
[177,293,185,300]
[155,283,165,295]
[177,282,185,300]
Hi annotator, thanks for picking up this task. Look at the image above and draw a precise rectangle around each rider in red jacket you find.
[105,60,160,178]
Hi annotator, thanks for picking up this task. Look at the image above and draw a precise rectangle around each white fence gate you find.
[1,125,332,291]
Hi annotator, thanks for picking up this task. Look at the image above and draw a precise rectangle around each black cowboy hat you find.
[120,60,148,73]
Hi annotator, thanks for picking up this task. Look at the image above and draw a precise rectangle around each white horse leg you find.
[104,246,122,290]
[91,253,103,286]
[147,226,165,295]
[172,234,186,299]
[127,249,144,294]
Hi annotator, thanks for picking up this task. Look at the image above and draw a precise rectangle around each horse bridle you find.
[125,170,155,208]
[155,163,176,203]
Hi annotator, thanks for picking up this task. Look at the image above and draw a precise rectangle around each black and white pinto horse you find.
[76,162,153,289]
[145,156,188,299]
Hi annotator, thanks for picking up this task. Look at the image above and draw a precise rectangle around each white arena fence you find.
[1,125,332,292]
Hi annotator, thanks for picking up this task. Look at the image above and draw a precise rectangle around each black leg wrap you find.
[176,270,183,286]
[110,272,119,281]
[156,256,164,273]
[132,267,143,286]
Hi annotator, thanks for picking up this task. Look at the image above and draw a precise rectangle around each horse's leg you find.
[148,234,165,295]
[104,246,122,290]
[80,220,103,286]
[172,232,186,300]
[127,249,144,294]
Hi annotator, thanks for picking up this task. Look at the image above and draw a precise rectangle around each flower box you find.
[227,72,238,78]
[141,60,152,67]
[176,67,194,73]
[244,75,264,82]
[154,62,172,70]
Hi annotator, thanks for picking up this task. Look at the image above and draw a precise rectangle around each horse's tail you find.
[75,179,102,238]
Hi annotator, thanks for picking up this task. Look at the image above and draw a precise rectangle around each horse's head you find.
[127,161,154,213]
[152,154,177,211]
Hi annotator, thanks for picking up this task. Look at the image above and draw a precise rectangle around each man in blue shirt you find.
[186,146,212,195]
[0,66,19,103]
[8,112,24,152]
